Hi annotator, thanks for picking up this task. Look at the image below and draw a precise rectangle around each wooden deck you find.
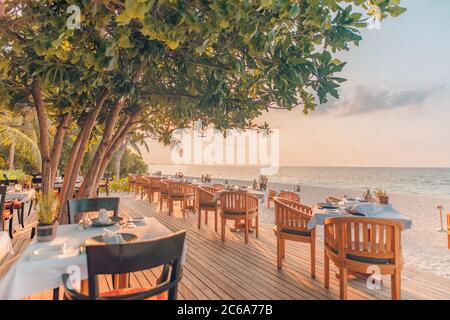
[2,192,450,300]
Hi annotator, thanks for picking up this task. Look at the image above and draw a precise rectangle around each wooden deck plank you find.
[3,192,449,300]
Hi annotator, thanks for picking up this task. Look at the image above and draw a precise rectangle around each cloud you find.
[317,85,444,117]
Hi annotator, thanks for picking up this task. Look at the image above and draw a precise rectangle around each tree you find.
[0,0,406,221]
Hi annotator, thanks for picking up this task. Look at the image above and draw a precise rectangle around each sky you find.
[142,0,450,168]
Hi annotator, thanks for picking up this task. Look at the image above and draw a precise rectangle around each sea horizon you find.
[146,164,450,198]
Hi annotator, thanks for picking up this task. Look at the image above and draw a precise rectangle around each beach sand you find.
[203,177,450,279]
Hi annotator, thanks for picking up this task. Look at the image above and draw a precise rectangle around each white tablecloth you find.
[307,203,412,230]
[5,189,35,203]
[0,218,186,300]
[0,232,13,261]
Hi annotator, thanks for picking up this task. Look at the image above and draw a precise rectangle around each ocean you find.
[148,165,450,197]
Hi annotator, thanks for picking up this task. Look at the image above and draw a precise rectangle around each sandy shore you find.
[197,177,450,279]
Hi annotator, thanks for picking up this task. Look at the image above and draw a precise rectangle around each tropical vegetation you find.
[0,0,405,221]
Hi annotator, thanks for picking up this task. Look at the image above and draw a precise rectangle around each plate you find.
[317,203,339,210]
[91,216,123,227]
[84,233,137,246]
[128,217,147,223]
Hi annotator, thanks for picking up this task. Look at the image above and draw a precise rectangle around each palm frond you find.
[0,124,42,169]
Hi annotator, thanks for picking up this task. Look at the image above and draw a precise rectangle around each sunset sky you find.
[143,0,450,168]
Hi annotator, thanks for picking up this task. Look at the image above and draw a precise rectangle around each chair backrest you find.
[168,181,184,197]
[67,197,120,224]
[268,189,278,199]
[135,175,145,185]
[324,217,402,265]
[160,179,169,194]
[274,197,312,232]
[83,230,186,300]
[0,186,6,231]
[149,177,162,188]
[213,184,225,191]
[198,186,217,205]
[219,191,258,214]
[278,191,300,203]
[128,174,136,183]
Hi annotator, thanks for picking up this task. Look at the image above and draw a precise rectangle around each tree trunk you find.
[7,142,15,170]
[114,138,128,179]
[77,59,147,198]
[31,80,51,194]
[91,124,136,197]
[50,113,71,186]
[57,89,109,222]
[77,98,125,197]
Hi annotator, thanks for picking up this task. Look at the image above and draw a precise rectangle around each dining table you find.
[307,198,412,230]
[0,217,187,300]
[0,231,14,261]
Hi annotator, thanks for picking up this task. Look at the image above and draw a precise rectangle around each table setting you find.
[0,212,187,300]
[307,196,412,230]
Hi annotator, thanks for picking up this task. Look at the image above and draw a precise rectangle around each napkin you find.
[29,244,66,261]
[102,228,124,244]
[347,203,390,216]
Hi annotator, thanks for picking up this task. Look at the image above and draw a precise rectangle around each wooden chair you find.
[159,179,169,211]
[219,191,259,244]
[278,191,300,203]
[67,197,120,224]
[144,177,161,203]
[127,174,136,193]
[324,217,403,300]
[447,213,450,249]
[213,183,225,191]
[197,186,219,231]
[267,189,277,208]
[61,231,186,300]
[0,186,14,238]
[167,182,195,217]
[273,197,315,277]
[134,174,145,197]
[97,173,110,197]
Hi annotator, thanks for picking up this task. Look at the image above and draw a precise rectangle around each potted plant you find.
[35,192,59,242]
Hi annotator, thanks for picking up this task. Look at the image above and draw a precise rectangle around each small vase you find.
[36,222,58,242]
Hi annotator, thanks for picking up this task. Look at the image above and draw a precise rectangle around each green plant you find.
[0,169,30,181]
[108,178,130,193]
[35,192,59,225]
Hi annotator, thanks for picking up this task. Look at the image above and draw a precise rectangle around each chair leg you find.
[310,239,316,278]
[8,217,14,239]
[27,199,34,216]
[244,219,249,244]
[255,214,259,238]
[324,252,330,289]
[20,203,25,228]
[281,238,286,258]
[205,210,208,225]
[391,272,401,300]
[277,235,282,269]
[53,287,60,300]
[339,267,348,300]
[198,209,202,229]
[214,210,218,232]
[221,218,226,241]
